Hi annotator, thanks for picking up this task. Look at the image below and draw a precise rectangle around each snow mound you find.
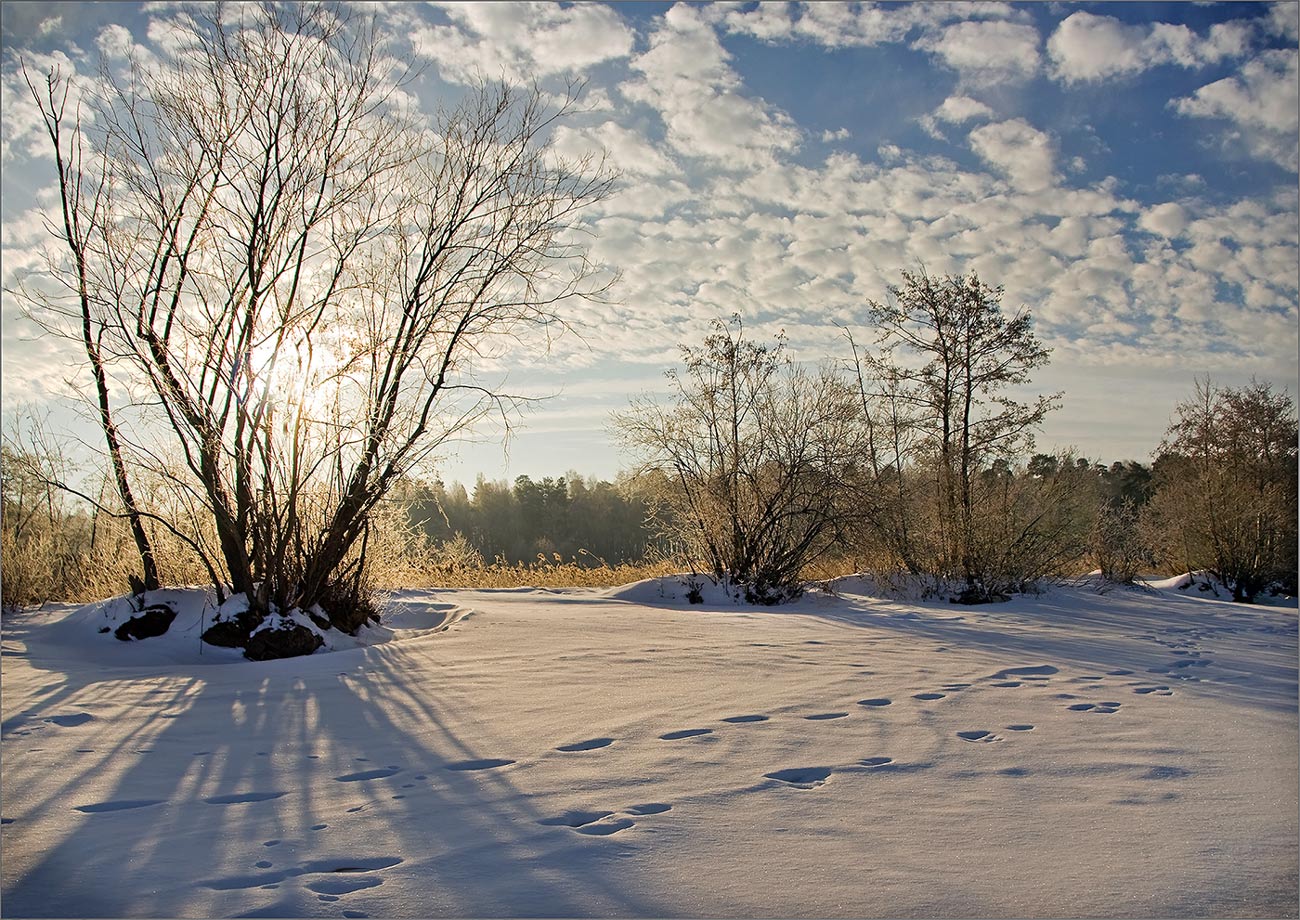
[606,575,761,607]
[1145,571,1298,607]
[31,587,477,667]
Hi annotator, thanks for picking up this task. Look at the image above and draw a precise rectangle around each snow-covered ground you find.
[2,577,1296,918]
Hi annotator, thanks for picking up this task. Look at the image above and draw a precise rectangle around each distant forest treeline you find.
[387,457,1156,568]
[391,473,658,566]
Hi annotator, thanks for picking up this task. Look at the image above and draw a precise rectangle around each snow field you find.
[2,578,1296,917]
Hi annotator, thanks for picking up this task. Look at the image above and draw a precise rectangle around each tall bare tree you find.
[22,68,160,594]
[18,2,613,654]
[851,269,1059,599]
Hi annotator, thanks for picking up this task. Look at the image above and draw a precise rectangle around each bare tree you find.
[850,269,1060,600]
[21,67,161,594]
[1144,378,1297,602]
[615,316,865,603]
[18,2,613,655]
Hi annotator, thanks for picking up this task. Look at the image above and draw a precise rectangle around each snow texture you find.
[2,577,1296,917]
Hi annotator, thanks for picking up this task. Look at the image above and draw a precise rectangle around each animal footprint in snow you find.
[307,876,383,895]
[987,665,1058,682]
[765,767,832,788]
[556,738,614,752]
[804,712,848,721]
[204,791,286,805]
[860,756,893,767]
[1005,724,1035,732]
[857,698,892,707]
[1142,765,1191,780]
[445,758,515,771]
[538,809,614,828]
[626,802,671,815]
[540,803,670,838]
[1133,685,1174,696]
[1067,702,1121,713]
[199,856,402,893]
[1166,659,1210,669]
[659,728,712,740]
[912,692,946,701]
[334,768,401,783]
[74,799,165,813]
[720,714,769,723]
[956,730,1002,743]
[43,713,93,727]
[576,817,635,836]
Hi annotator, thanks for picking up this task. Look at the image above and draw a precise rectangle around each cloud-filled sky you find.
[2,1,1297,486]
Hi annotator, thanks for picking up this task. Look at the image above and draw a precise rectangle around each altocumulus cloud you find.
[1,0,1295,480]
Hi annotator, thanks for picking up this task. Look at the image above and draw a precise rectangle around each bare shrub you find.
[615,316,866,603]
[1091,498,1153,586]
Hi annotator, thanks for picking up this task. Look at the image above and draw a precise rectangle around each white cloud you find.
[622,4,800,169]
[714,0,798,42]
[968,119,1056,191]
[551,122,677,177]
[0,50,85,163]
[410,2,634,85]
[715,2,1031,49]
[1138,202,1189,238]
[1172,49,1299,171]
[914,20,1041,85]
[1047,11,1255,83]
[1268,2,1299,41]
[145,12,202,57]
[920,94,994,138]
[95,24,135,60]
[821,127,850,142]
[936,95,994,124]
[539,128,1296,432]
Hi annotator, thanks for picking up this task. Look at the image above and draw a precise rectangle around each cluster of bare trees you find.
[617,271,1064,603]
[618,273,1297,605]
[1145,380,1297,602]
[13,4,612,652]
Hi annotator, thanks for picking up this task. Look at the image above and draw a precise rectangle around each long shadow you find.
[2,607,658,918]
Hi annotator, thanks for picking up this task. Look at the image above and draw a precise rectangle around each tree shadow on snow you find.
[1,629,656,918]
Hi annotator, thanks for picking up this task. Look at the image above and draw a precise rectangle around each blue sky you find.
[2,1,1297,487]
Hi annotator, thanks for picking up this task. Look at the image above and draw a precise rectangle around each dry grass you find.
[2,518,212,609]
[5,507,861,607]
[371,554,683,590]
